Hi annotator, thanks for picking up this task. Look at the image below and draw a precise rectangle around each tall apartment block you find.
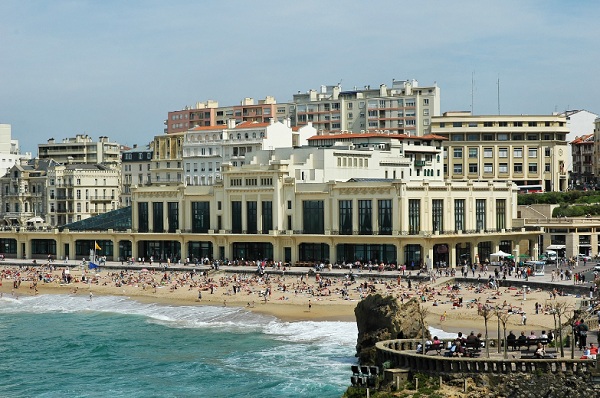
[165,97,296,134]
[293,80,440,136]
[38,135,121,165]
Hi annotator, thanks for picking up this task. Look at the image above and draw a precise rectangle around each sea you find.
[0,294,458,398]
[0,294,358,398]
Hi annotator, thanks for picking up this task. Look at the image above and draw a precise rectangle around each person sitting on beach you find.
[528,331,537,340]
[518,331,527,346]
[540,330,548,339]
[432,336,441,345]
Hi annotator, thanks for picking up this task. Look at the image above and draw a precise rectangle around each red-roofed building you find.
[571,133,594,188]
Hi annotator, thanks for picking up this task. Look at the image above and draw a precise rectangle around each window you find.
[432,199,443,232]
[261,201,272,233]
[483,122,493,127]
[303,200,324,234]
[514,148,523,158]
[512,133,523,140]
[423,98,429,105]
[468,148,478,158]
[191,201,210,233]
[246,201,257,234]
[527,134,538,140]
[545,163,551,172]
[452,122,462,128]
[499,122,508,127]
[483,148,493,158]
[468,163,478,174]
[453,148,463,158]
[358,200,372,235]
[153,202,164,232]
[287,200,292,210]
[498,148,508,158]
[514,163,523,173]
[499,163,508,173]
[498,134,509,141]
[453,164,463,174]
[528,148,538,158]
[378,199,392,235]
[482,134,494,141]
[451,134,464,141]
[137,202,149,232]
[484,163,493,173]
[496,199,506,230]
[476,199,486,230]
[454,199,465,232]
[528,163,538,173]
[231,201,242,233]
[339,200,353,235]
[513,121,523,127]
[408,199,420,235]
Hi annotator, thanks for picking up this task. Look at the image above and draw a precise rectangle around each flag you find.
[95,241,101,251]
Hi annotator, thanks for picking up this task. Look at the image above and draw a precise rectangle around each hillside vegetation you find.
[518,191,600,217]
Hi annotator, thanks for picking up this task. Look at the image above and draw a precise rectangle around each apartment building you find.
[182,119,316,186]
[293,80,440,136]
[0,124,32,176]
[165,97,296,134]
[570,134,594,188]
[47,163,121,226]
[121,144,153,207]
[38,135,121,165]
[0,159,57,226]
[431,112,570,192]
[152,132,184,185]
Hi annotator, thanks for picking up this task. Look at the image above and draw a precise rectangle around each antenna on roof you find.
[497,74,500,115]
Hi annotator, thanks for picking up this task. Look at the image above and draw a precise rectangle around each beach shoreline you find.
[0,263,594,340]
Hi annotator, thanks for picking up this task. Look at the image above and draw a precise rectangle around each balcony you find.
[415,160,426,167]
[90,196,115,201]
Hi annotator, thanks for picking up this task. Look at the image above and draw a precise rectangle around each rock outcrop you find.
[355,295,429,364]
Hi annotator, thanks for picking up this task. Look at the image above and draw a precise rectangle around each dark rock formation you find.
[355,295,429,364]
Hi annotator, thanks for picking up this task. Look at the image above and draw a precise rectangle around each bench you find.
[425,343,444,355]
[464,340,483,357]
[515,338,549,351]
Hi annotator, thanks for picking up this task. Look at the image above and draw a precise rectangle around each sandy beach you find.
[0,262,596,339]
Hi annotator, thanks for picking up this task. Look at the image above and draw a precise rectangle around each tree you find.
[480,305,493,358]
[495,309,512,359]
[415,302,430,355]
[548,301,574,357]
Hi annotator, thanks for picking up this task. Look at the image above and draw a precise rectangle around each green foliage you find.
[518,190,600,206]
[525,190,600,217]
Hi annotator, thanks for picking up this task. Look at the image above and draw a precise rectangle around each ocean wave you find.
[0,294,357,345]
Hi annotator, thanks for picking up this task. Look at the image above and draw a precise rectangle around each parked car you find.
[577,254,592,262]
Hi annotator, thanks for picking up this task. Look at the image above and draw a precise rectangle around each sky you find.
[1,0,599,155]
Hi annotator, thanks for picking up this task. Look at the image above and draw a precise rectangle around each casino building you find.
[0,132,540,268]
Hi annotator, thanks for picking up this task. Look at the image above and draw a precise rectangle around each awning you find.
[26,216,45,223]
[546,245,566,250]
